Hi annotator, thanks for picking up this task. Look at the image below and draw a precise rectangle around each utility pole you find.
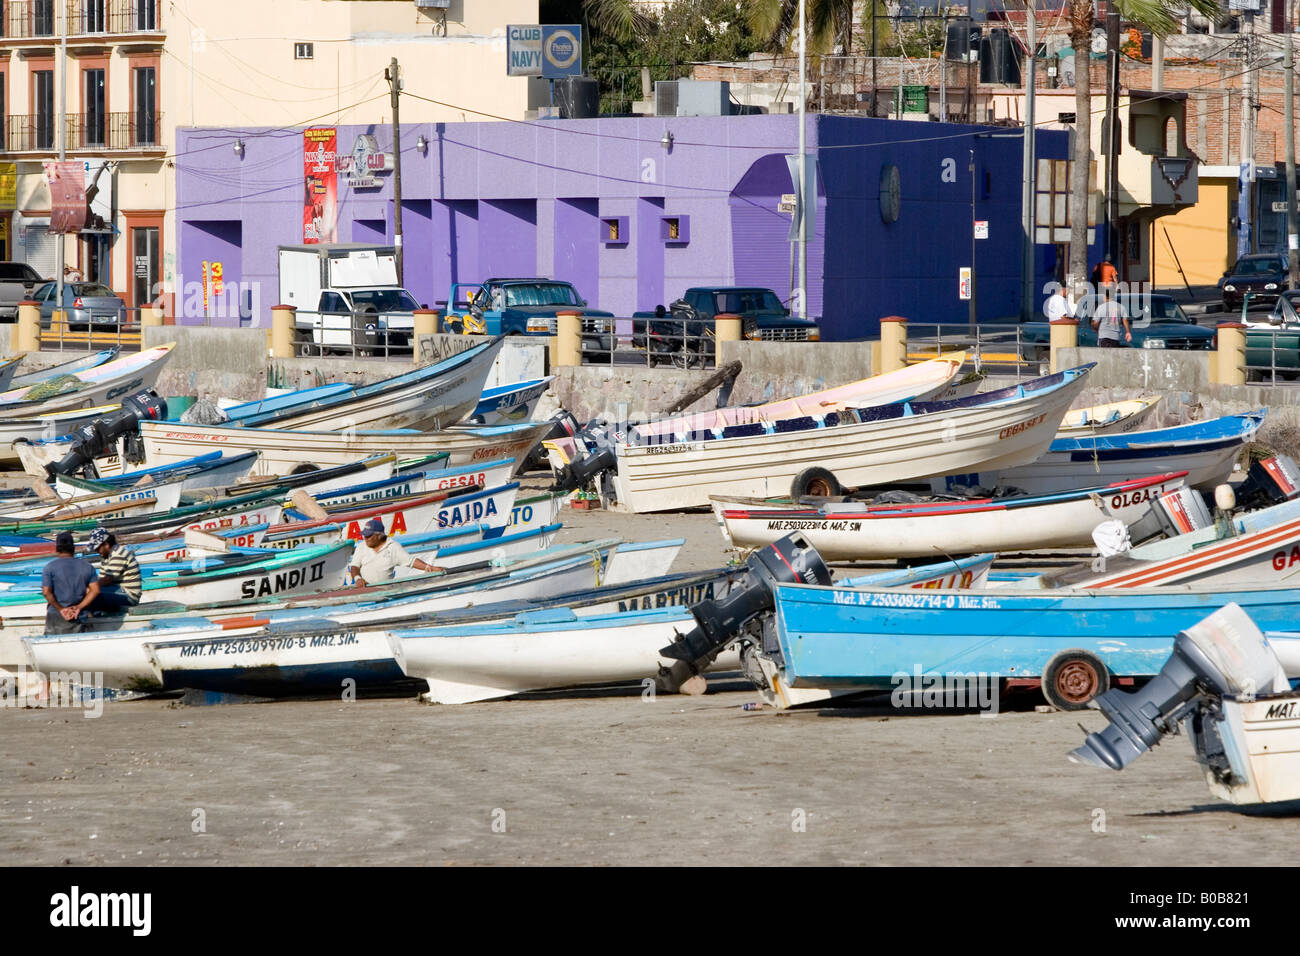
[386,58,404,284]
[1240,13,1256,259]
[55,0,66,318]
[970,145,977,331]
[871,1,878,118]
[797,0,807,319]
[1104,8,1120,266]
[1286,31,1298,287]
[1020,2,1037,322]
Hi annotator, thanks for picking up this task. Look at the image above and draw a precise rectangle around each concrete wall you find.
[717,340,875,405]
[144,326,269,401]
[415,334,547,388]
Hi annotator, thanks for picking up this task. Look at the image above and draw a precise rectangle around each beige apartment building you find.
[0,0,533,312]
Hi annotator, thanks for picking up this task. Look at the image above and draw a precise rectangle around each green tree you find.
[1066,0,1220,284]
[745,0,857,54]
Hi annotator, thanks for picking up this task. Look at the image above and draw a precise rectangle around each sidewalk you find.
[1153,283,1224,318]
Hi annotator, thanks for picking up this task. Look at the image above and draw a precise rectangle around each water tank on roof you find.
[979,28,1021,85]
[555,76,600,120]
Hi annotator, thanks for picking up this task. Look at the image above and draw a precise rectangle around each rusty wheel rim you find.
[807,478,834,497]
[1055,660,1100,704]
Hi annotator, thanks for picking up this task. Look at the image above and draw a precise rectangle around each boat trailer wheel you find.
[1041,649,1110,711]
[791,466,841,499]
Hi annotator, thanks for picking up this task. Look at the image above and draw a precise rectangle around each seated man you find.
[87,527,141,612]
[348,518,444,586]
[41,531,100,634]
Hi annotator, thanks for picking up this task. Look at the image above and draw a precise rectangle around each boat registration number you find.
[766,520,861,532]
[831,590,1002,610]
[642,442,703,456]
[177,630,360,658]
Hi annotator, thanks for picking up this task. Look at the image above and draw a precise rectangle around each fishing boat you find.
[752,579,1300,710]
[0,541,351,620]
[217,337,503,431]
[932,411,1262,495]
[1055,396,1162,436]
[1027,495,1300,590]
[142,540,686,697]
[139,419,551,477]
[302,457,515,510]
[293,483,519,537]
[629,354,968,443]
[0,342,176,414]
[0,355,23,391]
[602,365,1093,513]
[0,403,123,464]
[394,522,563,574]
[711,473,1188,560]
[20,557,735,690]
[8,348,117,390]
[55,451,261,501]
[470,377,552,425]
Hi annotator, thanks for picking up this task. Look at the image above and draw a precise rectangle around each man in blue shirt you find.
[40,531,100,634]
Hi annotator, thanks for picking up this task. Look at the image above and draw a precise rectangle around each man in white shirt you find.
[348,518,443,586]
[1043,285,1074,322]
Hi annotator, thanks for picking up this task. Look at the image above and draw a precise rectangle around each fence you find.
[1241,327,1300,385]
[905,322,1038,380]
[575,316,717,369]
[289,310,415,360]
[16,306,145,352]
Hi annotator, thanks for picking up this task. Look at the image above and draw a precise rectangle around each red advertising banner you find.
[44,161,87,235]
[303,128,337,243]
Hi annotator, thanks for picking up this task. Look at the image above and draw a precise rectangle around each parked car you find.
[1219,253,1290,313]
[34,281,127,332]
[1021,292,1214,360]
[439,278,616,359]
[0,262,48,320]
[631,286,820,367]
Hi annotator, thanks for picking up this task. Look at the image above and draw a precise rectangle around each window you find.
[33,70,54,150]
[84,69,106,147]
[318,292,347,313]
[133,0,156,31]
[1035,157,1097,244]
[295,42,314,60]
[82,0,106,33]
[131,225,159,307]
[600,216,628,245]
[133,66,156,145]
[33,0,53,36]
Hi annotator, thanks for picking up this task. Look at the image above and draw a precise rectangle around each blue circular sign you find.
[546,30,579,69]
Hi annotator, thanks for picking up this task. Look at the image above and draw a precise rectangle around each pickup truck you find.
[439,278,616,358]
[0,262,49,320]
[631,286,821,366]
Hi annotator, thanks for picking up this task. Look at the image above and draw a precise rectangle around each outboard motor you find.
[657,533,832,687]
[1234,454,1300,512]
[45,390,167,479]
[1069,603,1300,806]
[552,420,619,495]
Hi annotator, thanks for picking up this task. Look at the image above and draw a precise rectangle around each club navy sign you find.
[507,24,582,78]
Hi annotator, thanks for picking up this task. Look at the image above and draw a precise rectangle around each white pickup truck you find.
[278,243,423,354]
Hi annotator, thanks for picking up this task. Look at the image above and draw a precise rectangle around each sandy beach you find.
[2,495,1296,866]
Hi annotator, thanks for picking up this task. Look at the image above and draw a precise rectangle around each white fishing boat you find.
[470,377,552,425]
[219,338,503,431]
[54,451,261,501]
[0,343,175,415]
[1056,396,1162,436]
[0,355,22,391]
[139,419,551,477]
[602,366,1092,513]
[304,457,515,511]
[8,348,117,390]
[388,607,704,704]
[0,403,123,464]
[630,354,968,443]
[711,472,1188,560]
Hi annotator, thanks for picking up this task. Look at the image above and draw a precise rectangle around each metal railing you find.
[23,305,144,351]
[291,310,413,360]
[905,323,1037,381]
[6,110,162,151]
[2,0,160,39]
[577,317,718,369]
[1241,327,1300,385]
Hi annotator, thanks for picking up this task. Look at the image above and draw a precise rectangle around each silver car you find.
[35,281,128,332]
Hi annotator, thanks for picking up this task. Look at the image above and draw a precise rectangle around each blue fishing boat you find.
[934,411,1264,495]
[759,579,1300,710]
[469,377,551,425]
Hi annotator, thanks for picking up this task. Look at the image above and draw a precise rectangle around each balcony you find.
[1117,151,1198,215]
[2,0,161,42]
[4,110,163,152]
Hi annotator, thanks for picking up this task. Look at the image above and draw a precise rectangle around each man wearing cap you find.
[348,518,443,586]
[87,528,141,611]
[40,531,100,634]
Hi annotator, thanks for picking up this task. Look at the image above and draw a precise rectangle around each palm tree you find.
[1067,0,1220,286]
[746,0,857,55]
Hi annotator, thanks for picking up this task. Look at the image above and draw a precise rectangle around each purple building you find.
[175,114,1072,340]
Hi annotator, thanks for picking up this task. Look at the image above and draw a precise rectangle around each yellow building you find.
[0,0,535,314]
[1149,167,1237,288]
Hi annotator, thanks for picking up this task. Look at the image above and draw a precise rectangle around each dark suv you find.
[1220,254,1289,312]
